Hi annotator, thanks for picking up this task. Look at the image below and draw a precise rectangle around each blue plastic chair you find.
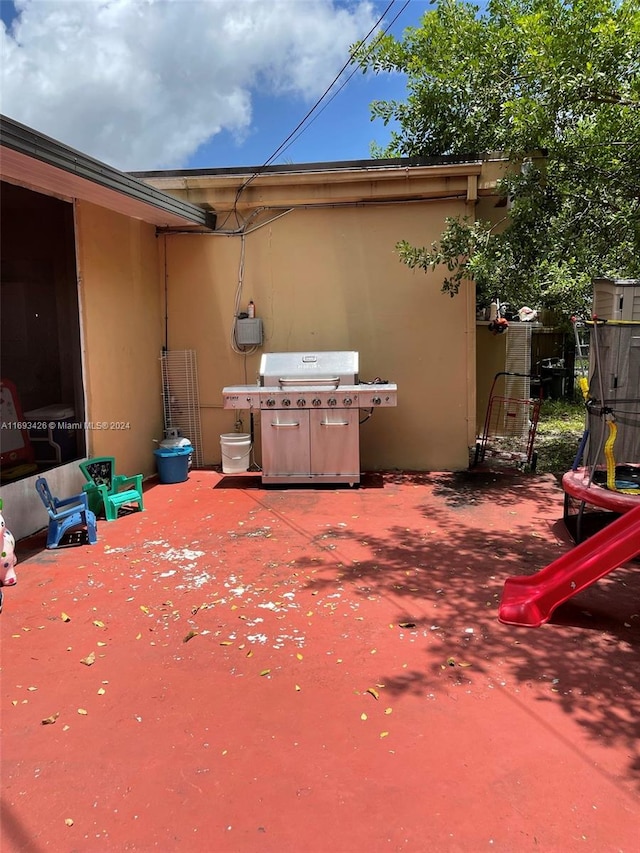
[35,477,98,548]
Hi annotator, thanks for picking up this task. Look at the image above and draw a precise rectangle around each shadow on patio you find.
[2,469,639,852]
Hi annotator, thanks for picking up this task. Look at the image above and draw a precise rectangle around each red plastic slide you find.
[499,503,640,627]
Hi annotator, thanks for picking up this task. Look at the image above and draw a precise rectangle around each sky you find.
[0,0,432,172]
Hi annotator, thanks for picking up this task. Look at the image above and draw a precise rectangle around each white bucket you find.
[220,433,252,474]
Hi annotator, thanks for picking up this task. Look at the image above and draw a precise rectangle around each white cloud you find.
[0,0,377,169]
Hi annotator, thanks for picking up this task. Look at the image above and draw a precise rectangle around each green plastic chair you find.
[79,457,144,521]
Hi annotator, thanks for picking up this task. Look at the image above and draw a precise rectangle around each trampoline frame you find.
[562,466,640,543]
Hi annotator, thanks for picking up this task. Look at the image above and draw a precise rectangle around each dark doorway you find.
[1,181,86,482]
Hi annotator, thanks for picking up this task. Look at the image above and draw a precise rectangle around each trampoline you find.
[562,320,640,543]
[563,465,640,543]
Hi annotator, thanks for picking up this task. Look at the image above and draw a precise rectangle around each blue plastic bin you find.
[154,446,191,484]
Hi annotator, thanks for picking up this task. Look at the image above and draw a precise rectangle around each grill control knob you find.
[282,398,291,407]
[372,396,382,406]
[297,398,306,407]
[327,397,337,406]
[266,398,276,407]
[312,398,322,407]
[343,397,352,406]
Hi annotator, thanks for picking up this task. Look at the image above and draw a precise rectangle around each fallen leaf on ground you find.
[296,653,303,660]
[61,613,71,622]
[365,688,379,700]
[93,620,105,628]
[140,605,149,614]
[183,630,198,643]
[41,712,59,725]
[260,669,271,676]
[398,622,416,629]
[361,713,368,721]
[80,652,96,666]
[384,707,393,715]
[77,708,88,715]
[380,731,389,738]
[64,818,74,827]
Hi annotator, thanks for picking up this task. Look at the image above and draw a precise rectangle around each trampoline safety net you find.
[585,321,640,468]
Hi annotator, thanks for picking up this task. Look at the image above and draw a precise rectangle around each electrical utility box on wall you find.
[235,318,263,346]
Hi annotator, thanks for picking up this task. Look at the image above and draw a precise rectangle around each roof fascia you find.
[144,160,488,211]
[0,115,216,230]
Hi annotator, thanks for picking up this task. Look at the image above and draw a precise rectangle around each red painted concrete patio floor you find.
[2,469,640,852]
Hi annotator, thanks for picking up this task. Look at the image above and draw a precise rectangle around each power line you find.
[250,0,398,173]
[273,0,411,164]
[224,0,401,224]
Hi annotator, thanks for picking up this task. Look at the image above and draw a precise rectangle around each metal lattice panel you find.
[160,350,203,467]
[505,324,532,399]
[503,324,533,438]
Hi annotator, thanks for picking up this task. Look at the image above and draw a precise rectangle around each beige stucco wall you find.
[1,156,504,539]
[75,201,164,478]
[476,322,509,434]
[155,163,485,471]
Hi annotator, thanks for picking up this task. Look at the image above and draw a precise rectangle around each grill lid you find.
[259,351,359,387]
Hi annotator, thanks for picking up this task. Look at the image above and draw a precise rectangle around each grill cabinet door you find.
[261,410,311,477]
[310,408,360,477]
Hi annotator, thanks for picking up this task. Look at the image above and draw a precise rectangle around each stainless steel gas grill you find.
[222,351,397,485]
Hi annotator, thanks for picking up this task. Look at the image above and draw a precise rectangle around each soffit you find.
[144,161,485,211]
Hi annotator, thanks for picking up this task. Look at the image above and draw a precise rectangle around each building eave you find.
[0,115,216,230]
[136,157,492,212]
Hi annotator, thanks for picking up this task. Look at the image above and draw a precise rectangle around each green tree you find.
[357,0,640,316]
